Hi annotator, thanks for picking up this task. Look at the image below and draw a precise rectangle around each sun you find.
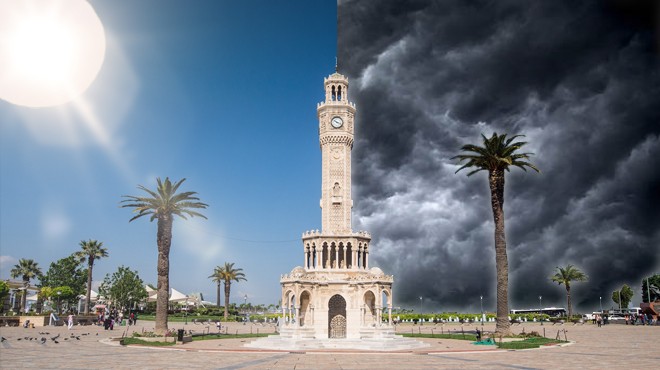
[0,0,106,108]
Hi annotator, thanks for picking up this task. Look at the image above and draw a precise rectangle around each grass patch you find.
[497,337,564,350]
[120,337,176,346]
[401,333,478,341]
[191,333,272,341]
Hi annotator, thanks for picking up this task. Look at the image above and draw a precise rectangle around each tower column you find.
[365,251,369,269]
[334,246,339,269]
[388,306,392,326]
[342,246,347,269]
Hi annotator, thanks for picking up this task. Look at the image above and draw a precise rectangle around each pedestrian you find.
[596,315,602,327]
[67,312,74,330]
[133,312,138,325]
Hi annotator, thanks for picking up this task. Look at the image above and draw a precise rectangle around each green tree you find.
[40,286,76,313]
[121,177,208,334]
[612,284,634,309]
[453,133,539,334]
[209,262,247,320]
[0,280,9,313]
[10,258,43,313]
[74,239,109,315]
[550,264,588,318]
[39,254,88,297]
[641,273,660,303]
[98,266,148,311]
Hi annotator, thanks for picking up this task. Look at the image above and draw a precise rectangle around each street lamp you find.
[57,291,62,314]
[419,296,423,325]
[599,296,603,312]
[539,295,542,311]
[480,295,484,326]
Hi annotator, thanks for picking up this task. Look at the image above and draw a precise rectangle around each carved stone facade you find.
[279,72,395,340]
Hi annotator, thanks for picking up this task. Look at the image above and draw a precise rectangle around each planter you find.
[19,316,49,327]
[130,336,176,343]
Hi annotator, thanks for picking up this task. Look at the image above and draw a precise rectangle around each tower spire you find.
[335,57,338,72]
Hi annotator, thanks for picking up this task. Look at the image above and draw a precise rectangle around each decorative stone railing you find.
[302,230,371,238]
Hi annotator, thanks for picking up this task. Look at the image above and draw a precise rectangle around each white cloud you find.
[0,255,19,270]
[40,207,72,240]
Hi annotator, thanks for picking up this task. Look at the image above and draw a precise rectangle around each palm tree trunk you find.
[489,169,511,335]
[566,285,572,318]
[216,282,221,307]
[224,281,231,321]
[155,215,173,335]
[84,258,94,315]
[20,280,28,313]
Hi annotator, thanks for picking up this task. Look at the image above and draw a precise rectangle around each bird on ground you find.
[1,337,7,342]
[40,337,46,344]
[51,334,60,341]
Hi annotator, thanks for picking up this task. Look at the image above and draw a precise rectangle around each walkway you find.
[1,321,658,369]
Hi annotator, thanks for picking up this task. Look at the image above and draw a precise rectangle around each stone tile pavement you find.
[1,320,658,369]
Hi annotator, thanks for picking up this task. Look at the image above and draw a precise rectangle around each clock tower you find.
[259,70,413,346]
[317,72,355,234]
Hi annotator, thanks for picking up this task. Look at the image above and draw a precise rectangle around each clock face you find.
[331,116,344,128]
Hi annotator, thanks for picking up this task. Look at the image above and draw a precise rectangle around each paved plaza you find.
[0,320,658,369]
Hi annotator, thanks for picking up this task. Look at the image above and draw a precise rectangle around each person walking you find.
[67,312,74,330]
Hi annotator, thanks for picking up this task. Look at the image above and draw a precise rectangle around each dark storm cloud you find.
[339,0,660,312]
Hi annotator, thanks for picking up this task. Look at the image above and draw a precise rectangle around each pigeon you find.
[1,337,6,342]
[40,337,46,344]
[17,338,22,341]
[64,338,68,341]
[51,334,60,341]
[75,336,80,340]
[53,340,59,344]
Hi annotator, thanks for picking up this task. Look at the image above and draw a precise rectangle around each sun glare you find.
[0,0,106,108]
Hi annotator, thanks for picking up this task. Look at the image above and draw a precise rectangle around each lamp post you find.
[539,295,542,311]
[618,290,622,312]
[480,295,484,326]
[599,296,602,313]
[57,291,62,314]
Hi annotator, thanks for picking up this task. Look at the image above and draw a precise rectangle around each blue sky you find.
[1,0,337,306]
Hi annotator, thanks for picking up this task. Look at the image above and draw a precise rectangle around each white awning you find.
[169,288,188,302]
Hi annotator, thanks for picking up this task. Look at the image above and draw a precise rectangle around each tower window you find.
[331,85,336,101]
[337,86,342,101]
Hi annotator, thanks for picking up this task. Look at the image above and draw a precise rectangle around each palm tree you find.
[209,262,247,320]
[10,258,42,313]
[453,133,539,335]
[551,264,588,318]
[74,239,109,315]
[121,177,208,334]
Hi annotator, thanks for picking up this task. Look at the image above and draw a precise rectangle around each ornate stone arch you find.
[299,290,312,327]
